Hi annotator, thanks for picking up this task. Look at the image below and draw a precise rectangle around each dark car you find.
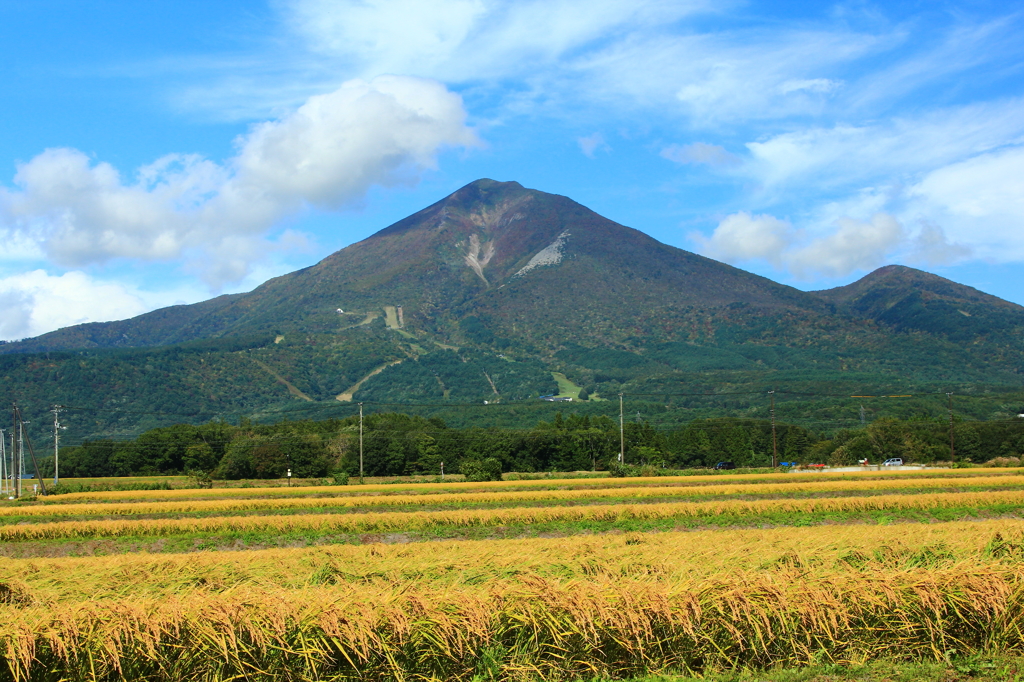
[714,461,736,470]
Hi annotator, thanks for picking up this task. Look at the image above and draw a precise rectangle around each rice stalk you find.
[5,489,1024,543]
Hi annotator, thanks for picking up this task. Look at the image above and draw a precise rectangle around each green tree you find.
[460,457,502,481]
[633,445,665,467]
[954,424,982,462]
[572,428,614,471]
[868,418,909,460]
[410,434,443,475]
[183,442,218,473]
[217,438,257,479]
[673,427,712,467]
[723,426,754,465]
[782,427,810,461]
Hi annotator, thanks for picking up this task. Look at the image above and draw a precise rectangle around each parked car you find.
[714,461,736,470]
[883,458,904,466]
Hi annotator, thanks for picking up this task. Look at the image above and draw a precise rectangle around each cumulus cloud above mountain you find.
[696,211,971,279]
[0,76,477,289]
[0,271,149,341]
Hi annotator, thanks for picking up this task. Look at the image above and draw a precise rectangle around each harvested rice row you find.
[2,568,1023,681]
[6,520,1024,603]
[45,468,1014,503]
[6,489,1024,542]
[8,474,1024,519]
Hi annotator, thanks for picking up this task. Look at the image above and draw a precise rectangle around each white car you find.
[883,458,904,466]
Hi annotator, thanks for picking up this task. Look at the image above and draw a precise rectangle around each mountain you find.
[813,265,1024,343]
[4,179,826,353]
[2,179,1023,437]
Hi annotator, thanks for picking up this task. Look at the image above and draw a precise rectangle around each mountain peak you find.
[453,178,526,194]
[813,264,1023,341]
[435,178,531,215]
[815,265,1021,311]
[2,180,833,354]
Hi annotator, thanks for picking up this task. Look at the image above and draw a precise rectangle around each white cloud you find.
[152,0,1024,141]
[778,78,840,96]
[785,213,905,278]
[667,38,857,124]
[844,18,1023,113]
[577,133,610,158]
[910,222,972,267]
[661,142,737,166]
[0,76,478,289]
[697,210,970,280]
[744,98,1024,193]
[284,0,712,82]
[907,145,1024,260]
[172,0,739,122]
[729,100,1024,264]
[691,212,793,265]
[0,271,151,341]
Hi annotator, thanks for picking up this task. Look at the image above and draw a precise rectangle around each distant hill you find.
[2,179,1023,438]
[812,264,1024,343]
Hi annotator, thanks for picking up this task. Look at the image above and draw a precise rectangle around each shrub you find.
[638,464,659,477]
[607,460,641,477]
[461,458,502,482]
[186,469,214,489]
[985,456,1022,468]
[332,470,350,485]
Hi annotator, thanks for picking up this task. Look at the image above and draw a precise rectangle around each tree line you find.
[34,411,1024,482]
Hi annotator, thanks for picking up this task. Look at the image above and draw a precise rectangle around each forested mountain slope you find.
[2,179,1022,439]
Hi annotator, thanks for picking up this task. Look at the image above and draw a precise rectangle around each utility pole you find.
[0,428,7,497]
[618,393,625,464]
[52,405,64,487]
[7,429,13,498]
[358,402,364,484]
[769,390,777,468]
[12,405,45,497]
[947,392,955,462]
[15,405,23,498]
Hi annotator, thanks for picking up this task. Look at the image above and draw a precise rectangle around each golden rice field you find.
[4,468,1024,681]
[42,467,1024,503]
[8,472,1024,519]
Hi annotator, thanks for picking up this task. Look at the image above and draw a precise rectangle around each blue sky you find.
[1,0,1023,340]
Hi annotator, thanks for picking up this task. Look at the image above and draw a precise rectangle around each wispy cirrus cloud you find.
[743,97,1024,194]
[661,142,738,167]
[578,132,610,158]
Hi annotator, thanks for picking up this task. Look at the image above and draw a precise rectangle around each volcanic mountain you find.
[7,179,828,353]
[2,179,1023,436]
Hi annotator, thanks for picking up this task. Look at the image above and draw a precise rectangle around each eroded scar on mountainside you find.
[514,231,570,277]
[451,196,532,286]
[463,234,495,286]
